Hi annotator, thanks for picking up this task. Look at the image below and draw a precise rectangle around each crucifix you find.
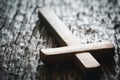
[38,7,114,75]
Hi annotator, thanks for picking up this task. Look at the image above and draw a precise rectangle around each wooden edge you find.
[38,7,81,46]
[40,41,115,64]
[74,52,101,74]
[40,49,74,64]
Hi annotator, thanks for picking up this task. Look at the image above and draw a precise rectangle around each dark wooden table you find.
[0,0,120,80]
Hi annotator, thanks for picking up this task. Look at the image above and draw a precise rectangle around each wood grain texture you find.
[0,0,120,80]
[39,7,81,46]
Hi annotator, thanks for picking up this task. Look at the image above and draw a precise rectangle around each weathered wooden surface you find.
[0,0,120,80]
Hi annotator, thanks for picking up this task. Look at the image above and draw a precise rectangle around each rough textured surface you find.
[0,0,120,80]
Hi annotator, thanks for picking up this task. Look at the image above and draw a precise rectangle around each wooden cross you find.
[38,7,114,74]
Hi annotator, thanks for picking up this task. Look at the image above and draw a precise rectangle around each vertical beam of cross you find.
[38,7,114,74]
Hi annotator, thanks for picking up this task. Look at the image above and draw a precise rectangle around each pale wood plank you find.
[39,7,101,72]
[40,41,114,64]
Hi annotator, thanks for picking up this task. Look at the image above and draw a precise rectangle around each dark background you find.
[0,0,120,80]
